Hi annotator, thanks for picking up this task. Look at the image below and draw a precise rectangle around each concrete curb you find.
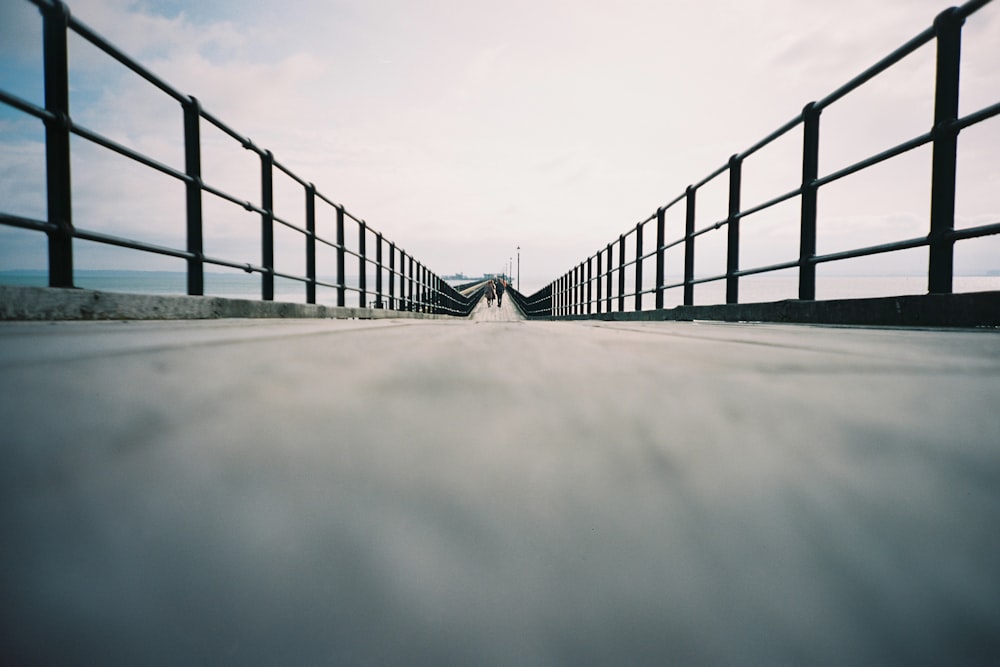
[0,285,463,321]
[537,290,1000,328]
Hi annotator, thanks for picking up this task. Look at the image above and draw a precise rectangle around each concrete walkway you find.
[469,288,524,322]
[2,316,999,665]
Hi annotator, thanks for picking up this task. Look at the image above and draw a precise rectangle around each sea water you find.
[2,270,999,309]
[0,270,358,307]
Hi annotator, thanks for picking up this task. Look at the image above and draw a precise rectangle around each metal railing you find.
[0,0,476,317]
[523,0,1000,319]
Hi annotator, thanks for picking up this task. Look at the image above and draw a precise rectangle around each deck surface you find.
[2,296,999,665]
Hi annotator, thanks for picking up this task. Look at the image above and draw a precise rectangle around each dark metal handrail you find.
[524,0,999,319]
[0,0,475,316]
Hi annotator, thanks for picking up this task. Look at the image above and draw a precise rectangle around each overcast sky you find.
[1,0,998,293]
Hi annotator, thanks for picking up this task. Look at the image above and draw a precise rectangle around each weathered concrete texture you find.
[2,317,999,665]
[0,285,462,321]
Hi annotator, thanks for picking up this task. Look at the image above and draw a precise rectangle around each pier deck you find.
[2,298,999,664]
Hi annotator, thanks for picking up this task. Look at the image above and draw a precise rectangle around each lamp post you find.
[517,246,520,291]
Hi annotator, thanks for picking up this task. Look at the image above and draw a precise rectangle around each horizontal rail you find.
[201,108,256,151]
[0,212,55,234]
[816,27,934,110]
[812,235,931,266]
[74,228,197,262]
[52,1,189,104]
[814,131,933,189]
[956,99,1000,130]
[0,89,54,120]
[70,121,189,182]
[3,0,469,315]
[738,115,802,162]
[950,220,1000,241]
[733,259,803,279]
[528,0,998,321]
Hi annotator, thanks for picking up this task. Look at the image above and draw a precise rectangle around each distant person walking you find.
[486,280,496,307]
[495,279,505,307]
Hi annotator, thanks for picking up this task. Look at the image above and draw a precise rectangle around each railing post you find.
[404,255,410,311]
[567,268,573,315]
[929,7,963,295]
[336,206,346,307]
[432,274,440,315]
[564,274,569,316]
[183,96,204,295]
[408,255,415,311]
[261,150,274,301]
[417,263,424,312]
[605,243,613,312]
[42,0,73,288]
[413,262,420,312]
[568,268,573,314]
[375,232,383,308]
[421,264,428,313]
[586,260,593,315]
[726,154,743,304]
[554,276,560,316]
[596,248,603,314]
[401,255,407,310]
[565,269,570,315]
[655,207,665,309]
[799,102,820,301]
[559,275,564,316]
[565,270,571,315]
[684,186,696,306]
[358,220,367,307]
[577,263,583,315]
[412,261,418,312]
[429,273,436,314]
[416,263,423,313]
[397,251,405,310]
[403,252,409,311]
[399,248,406,310]
[568,272,572,316]
[617,234,626,312]
[557,275,569,315]
[388,241,396,310]
[305,183,316,304]
[569,266,574,315]
[566,268,572,315]
[634,222,643,311]
[396,250,404,310]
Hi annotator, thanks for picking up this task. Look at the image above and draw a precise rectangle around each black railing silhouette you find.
[0,0,475,316]
[522,0,999,319]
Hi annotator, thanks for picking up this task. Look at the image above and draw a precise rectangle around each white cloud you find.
[2,0,998,290]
